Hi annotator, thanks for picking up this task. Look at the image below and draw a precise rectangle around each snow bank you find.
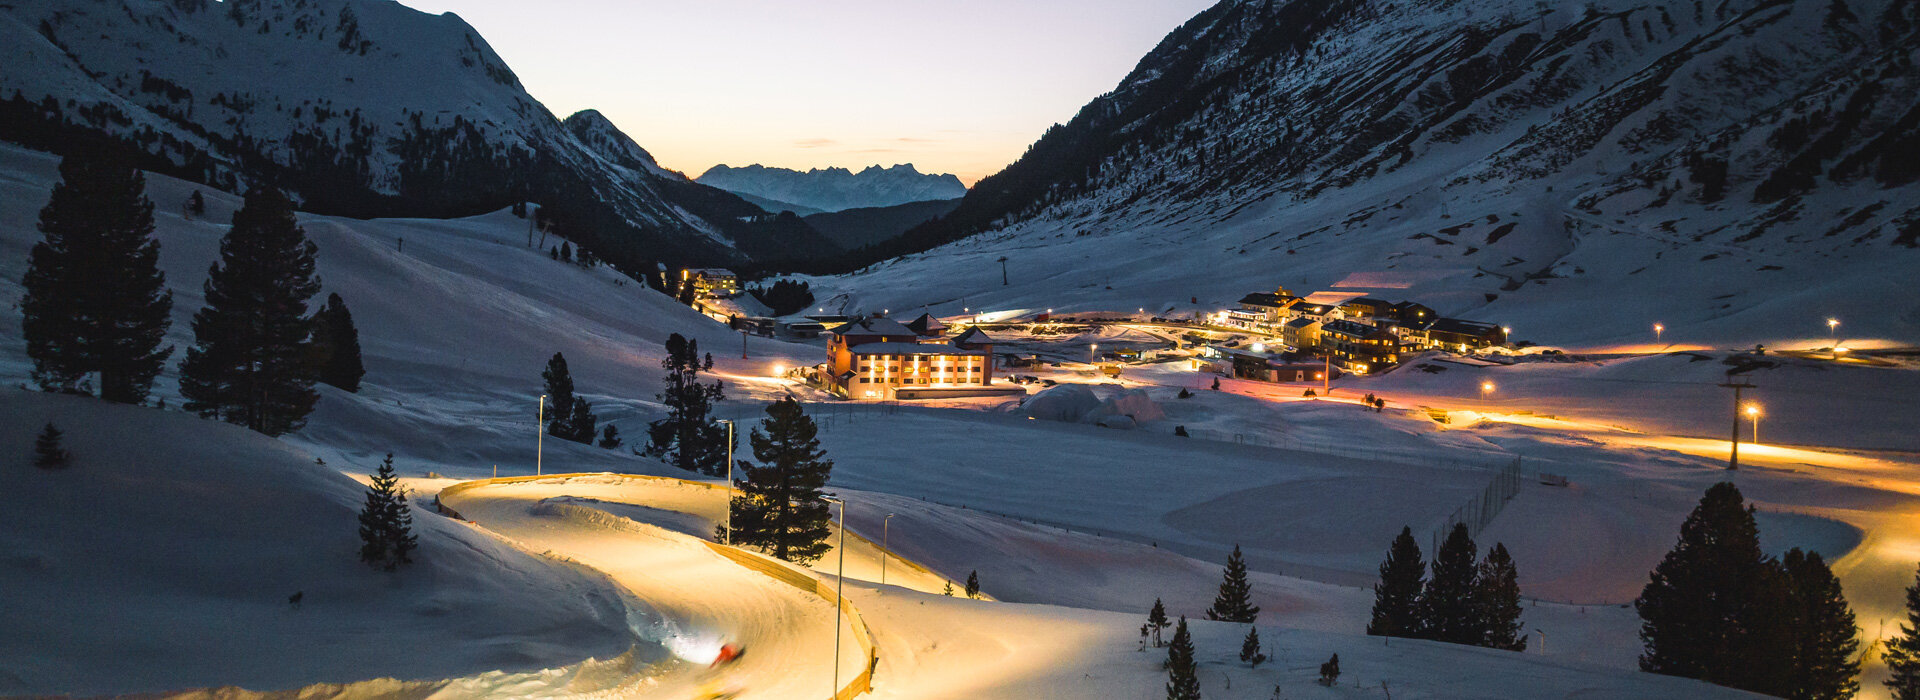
[0,390,634,695]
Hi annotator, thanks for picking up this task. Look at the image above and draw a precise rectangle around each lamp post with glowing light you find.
[1481,380,1496,402]
[719,419,735,544]
[1827,318,1840,340]
[821,494,848,697]
[1090,343,1098,366]
[881,513,895,586]
[1654,323,1664,344]
[1745,404,1761,444]
[536,394,546,476]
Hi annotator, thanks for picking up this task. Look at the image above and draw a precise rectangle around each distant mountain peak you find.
[696,162,966,213]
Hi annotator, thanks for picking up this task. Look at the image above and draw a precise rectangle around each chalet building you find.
[825,317,999,400]
[682,268,739,298]
[1337,297,1396,320]
[1403,317,1508,352]
[1282,317,1323,353]
[1199,346,1342,384]
[905,313,949,337]
[1388,301,1436,324]
[1320,319,1401,373]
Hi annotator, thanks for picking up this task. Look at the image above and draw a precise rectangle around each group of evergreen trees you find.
[646,333,729,474]
[1636,482,1860,698]
[1366,523,1525,651]
[1889,564,1920,700]
[721,396,835,564]
[747,279,814,316]
[21,150,364,437]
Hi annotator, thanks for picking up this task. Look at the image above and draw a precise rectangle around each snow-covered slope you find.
[698,163,967,213]
[0,0,774,266]
[824,0,1920,346]
[0,389,637,695]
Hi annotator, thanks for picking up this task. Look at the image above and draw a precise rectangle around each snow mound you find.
[0,390,634,695]
[1021,384,1165,429]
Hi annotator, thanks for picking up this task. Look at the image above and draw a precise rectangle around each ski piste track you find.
[436,472,884,700]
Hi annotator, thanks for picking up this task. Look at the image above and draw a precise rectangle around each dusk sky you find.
[394,0,1217,184]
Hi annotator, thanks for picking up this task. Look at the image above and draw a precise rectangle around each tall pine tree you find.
[540,352,595,443]
[21,150,172,403]
[1782,548,1859,700]
[1889,563,1920,700]
[178,189,321,435]
[647,333,727,474]
[1147,598,1171,647]
[723,397,833,564]
[1418,523,1481,645]
[1636,482,1796,695]
[1165,616,1201,700]
[1205,544,1259,623]
[357,453,418,571]
[305,293,365,392]
[1475,542,1526,651]
[1367,526,1426,638]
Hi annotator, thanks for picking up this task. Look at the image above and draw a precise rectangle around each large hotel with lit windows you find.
[824,315,1000,400]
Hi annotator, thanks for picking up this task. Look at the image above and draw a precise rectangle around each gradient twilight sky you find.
[394,0,1217,184]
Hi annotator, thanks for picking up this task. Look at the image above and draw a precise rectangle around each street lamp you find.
[1745,404,1762,444]
[1827,318,1840,340]
[1090,343,1098,365]
[1654,323,1664,343]
[881,513,895,586]
[1481,381,1496,400]
[537,394,546,476]
[821,494,848,697]
[719,419,735,544]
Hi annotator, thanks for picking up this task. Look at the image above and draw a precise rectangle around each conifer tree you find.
[1783,548,1860,700]
[1888,563,1920,700]
[186,190,206,218]
[1418,523,1481,644]
[178,188,321,435]
[1319,653,1340,686]
[21,150,173,403]
[1475,542,1527,651]
[1148,598,1171,647]
[32,423,70,469]
[1636,482,1796,695]
[598,424,622,449]
[724,397,833,563]
[357,454,417,571]
[1368,526,1426,638]
[943,581,954,596]
[560,241,573,262]
[647,333,727,474]
[305,293,365,393]
[1206,544,1259,623]
[966,570,981,599]
[1240,626,1266,667]
[1165,617,1201,700]
[539,352,596,443]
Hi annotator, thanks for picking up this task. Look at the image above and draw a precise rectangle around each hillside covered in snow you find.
[821,0,1920,347]
[0,0,834,267]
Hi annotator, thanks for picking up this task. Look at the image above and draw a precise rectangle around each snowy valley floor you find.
[1,143,1914,698]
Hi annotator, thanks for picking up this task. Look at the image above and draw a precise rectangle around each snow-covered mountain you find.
[825,0,1920,345]
[697,163,967,213]
[0,0,800,267]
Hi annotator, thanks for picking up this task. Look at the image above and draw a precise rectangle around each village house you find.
[1402,317,1508,352]
[824,317,1006,400]
[682,268,739,298]
[1320,319,1401,373]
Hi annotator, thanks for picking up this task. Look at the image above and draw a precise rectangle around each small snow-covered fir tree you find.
[1165,617,1201,700]
[1240,625,1266,667]
[33,422,70,468]
[1148,598,1171,647]
[1206,544,1259,623]
[1319,653,1340,686]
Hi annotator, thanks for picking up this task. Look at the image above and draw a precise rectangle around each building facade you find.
[825,317,998,400]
